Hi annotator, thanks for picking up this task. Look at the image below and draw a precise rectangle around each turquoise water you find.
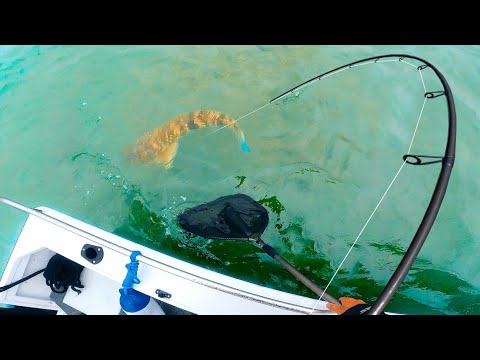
[1,45,479,314]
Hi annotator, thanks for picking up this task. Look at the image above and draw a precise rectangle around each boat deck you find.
[0,198,333,315]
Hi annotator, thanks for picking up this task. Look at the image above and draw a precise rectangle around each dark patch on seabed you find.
[72,152,480,315]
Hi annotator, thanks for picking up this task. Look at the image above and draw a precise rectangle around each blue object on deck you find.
[119,288,150,313]
[121,250,142,294]
[119,250,150,313]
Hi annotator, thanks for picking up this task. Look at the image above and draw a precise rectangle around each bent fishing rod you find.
[231,54,456,315]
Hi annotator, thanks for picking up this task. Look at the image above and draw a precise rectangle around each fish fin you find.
[155,141,179,169]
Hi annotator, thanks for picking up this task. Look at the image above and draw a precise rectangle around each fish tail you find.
[218,113,251,153]
[184,110,251,153]
[238,129,251,153]
[222,115,250,152]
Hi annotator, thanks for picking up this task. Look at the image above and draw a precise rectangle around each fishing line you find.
[208,57,419,137]
[309,63,430,314]
[203,54,454,315]
[207,103,272,136]
[207,55,433,312]
[419,68,427,93]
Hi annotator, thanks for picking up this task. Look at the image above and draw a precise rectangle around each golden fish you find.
[128,110,250,169]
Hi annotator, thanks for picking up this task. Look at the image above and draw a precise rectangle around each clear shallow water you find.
[1,45,479,314]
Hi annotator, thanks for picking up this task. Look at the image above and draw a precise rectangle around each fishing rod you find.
[269,54,456,315]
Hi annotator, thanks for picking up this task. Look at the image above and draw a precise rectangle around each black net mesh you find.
[177,194,269,240]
